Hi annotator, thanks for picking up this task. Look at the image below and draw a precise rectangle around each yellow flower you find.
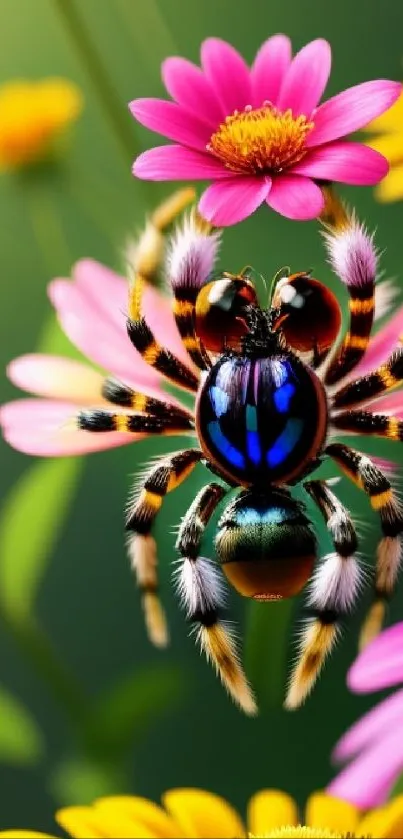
[2,788,403,838]
[0,78,83,171]
[364,89,403,202]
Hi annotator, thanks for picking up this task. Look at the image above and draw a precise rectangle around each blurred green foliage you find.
[1,0,403,832]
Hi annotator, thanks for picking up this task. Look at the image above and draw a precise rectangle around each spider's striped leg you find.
[331,347,403,410]
[326,442,403,648]
[101,377,194,424]
[285,480,361,709]
[77,406,194,435]
[126,449,202,647]
[127,274,199,393]
[167,211,221,371]
[175,483,257,715]
[331,409,403,441]
[320,193,378,387]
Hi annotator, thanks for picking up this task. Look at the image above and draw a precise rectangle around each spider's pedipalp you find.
[167,210,221,371]
[326,443,403,648]
[285,480,362,709]
[126,448,202,647]
[321,196,378,387]
[175,483,257,715]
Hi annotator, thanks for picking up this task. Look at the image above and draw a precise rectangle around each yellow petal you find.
[93,797,183,838]
[375,164,403,202]
[366,133,403,166]
[56,807,108,838]
[247,790,298,835]
[365,92,403,134]
[162,789,246,838]
[305,792,359,833]
[0,834,56,838]
[359,795,403,839]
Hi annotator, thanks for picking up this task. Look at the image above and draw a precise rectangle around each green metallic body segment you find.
[215,489,317,600]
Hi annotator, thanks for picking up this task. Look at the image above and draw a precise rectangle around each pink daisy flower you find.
[0,258,193,457]
[130,35,401,225]
[329,622,403,810]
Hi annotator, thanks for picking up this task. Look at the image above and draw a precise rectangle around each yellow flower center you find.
[207,104,313,175]
[252,827,355,838]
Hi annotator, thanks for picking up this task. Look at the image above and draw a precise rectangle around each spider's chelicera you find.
[78,196,403,714]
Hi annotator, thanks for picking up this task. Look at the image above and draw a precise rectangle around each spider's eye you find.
[195,274,257,353]
[272,273,341,353]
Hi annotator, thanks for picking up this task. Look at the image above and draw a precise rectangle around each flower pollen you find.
[207,104,314,175]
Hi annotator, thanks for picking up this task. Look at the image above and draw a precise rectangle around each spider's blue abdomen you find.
[196,353,327,487]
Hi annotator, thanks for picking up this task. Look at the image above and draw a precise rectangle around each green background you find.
[0,0,402,831]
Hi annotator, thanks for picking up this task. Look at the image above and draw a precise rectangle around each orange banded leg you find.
[101,377,194,424]
[126,449,202,647]
[332,410,403,441]
[77,407,194,435]
[332,348,403,409]
[326,442,403,649]
[127,275,199,393]
[285,479,361,709]
[175,483,257,715]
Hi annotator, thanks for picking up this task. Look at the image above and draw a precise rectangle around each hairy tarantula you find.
[77,192,403,714]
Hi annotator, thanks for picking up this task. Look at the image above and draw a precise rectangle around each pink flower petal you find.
[7,355,104,403]
[133,144,232,181]
[363,391,403,418]
[0,400,135,457]
[353,303,403,378]
[161,57,224,125]
[198,176,271,226]
[48,279,163,392]
[251,34,292,108]
[307,80,402,147]
[328,728,403,809]
[333,687,403,763]
[129,98,210,151]
[201,38,252,115]
[277,38,331,116]
[73,259,191,369]
[292,141,388,185]
[348,622,403,693]
[266,175,324,220]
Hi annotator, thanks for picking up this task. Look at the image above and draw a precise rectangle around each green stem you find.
[53,0,138,165]
[2,612,88,727]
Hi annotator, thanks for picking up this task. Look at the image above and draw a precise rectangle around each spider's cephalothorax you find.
[77,194,403,715]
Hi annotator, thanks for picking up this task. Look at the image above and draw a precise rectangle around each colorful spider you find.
[74,192,403,715]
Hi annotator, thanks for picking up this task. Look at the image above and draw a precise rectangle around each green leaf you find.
[0,686,43,764]
[88,664,188,757]
[51,756,128,806]
[244,599,294,710]
[0,458,82,620]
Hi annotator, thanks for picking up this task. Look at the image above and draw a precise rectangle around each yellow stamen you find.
[208,104,313,175]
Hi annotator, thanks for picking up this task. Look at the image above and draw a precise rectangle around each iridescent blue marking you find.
[246,406,261,464]
[274,383,295,413]
[207,421,246,469]
[236,507,290,526]
[209,386,229,418]
[266,418,304,468]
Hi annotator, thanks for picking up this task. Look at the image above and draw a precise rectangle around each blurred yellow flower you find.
[365,89,403,201]
[0,77,83,171]
[1,788,403,838]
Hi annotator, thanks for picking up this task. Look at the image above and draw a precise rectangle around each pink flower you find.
[130,36,401,225]
[329,623,403,810]
[0,258,193,456]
